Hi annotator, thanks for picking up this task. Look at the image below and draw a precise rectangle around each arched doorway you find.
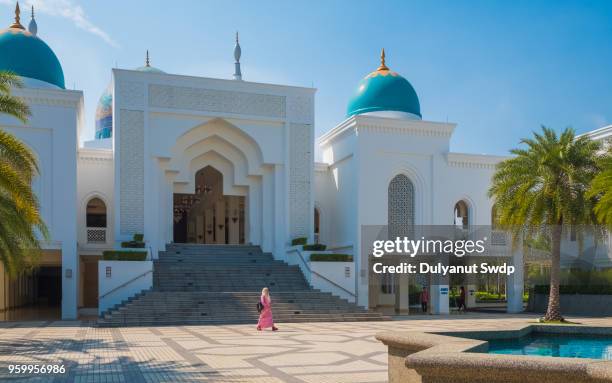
[173,166,245,244]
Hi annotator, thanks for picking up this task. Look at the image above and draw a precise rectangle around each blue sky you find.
[3,0,612,155]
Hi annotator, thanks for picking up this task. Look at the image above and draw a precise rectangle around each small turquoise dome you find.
[95,52,165,139]
[95,85,112,139]
[347,50,420,118]
[0,25,64,89]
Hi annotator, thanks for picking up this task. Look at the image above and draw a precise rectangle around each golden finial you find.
[145,50,150,67]
[377,48,389,71]
[9,2,25,30]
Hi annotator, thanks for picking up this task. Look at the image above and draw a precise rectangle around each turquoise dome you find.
[347,51,420,118]
[95,56,165,139]
[95,84,112,139]
[0,27,65,89]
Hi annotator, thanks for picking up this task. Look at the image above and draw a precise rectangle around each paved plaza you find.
[1,313,612,382]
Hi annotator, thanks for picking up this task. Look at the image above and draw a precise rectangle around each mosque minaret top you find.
[233,31,242,80]
[28,5,37,36]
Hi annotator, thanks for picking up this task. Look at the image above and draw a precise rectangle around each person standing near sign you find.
[257,287,278,331]
[458,286,467,312]
[421,287,429,313]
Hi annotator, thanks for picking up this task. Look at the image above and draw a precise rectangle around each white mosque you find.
[0,4,610,321]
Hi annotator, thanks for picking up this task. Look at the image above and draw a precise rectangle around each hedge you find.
[291,237,307,246]
[310,253,352,262]
[303,244,327,251]
[121,233,145,248]
[102,251,147,261]
[533,285,612,295]
[121,241,145,248]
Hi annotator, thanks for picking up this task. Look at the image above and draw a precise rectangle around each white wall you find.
[316,114,506,308]
[111,69,316,262]
[98,260,152,314]
[310,261,355,302]
[77,148,114,251]
[0,87,83,319]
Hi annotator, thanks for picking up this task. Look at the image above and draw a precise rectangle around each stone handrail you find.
[288,247,356,298]
[99,269,153,300]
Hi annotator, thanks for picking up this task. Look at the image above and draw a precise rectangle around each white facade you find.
[0,86,83,319]
[2,31,611,318]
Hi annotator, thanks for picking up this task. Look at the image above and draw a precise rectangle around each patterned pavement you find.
[1,313,611,382]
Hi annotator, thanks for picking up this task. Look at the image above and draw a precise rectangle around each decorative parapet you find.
[446,152,509,169]
[319,115,456,148]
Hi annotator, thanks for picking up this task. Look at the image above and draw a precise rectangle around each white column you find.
[506,248,524,313]
[61,242,78,319]
[396,273,410,314]
[467,284,478,309]
[274,164,287,261]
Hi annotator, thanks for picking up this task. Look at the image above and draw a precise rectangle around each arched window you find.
[388,174,415,240]
[86,198,107,227]
[454,201,469,230]
[86,198,107,243]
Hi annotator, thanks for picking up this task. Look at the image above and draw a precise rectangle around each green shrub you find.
[310,253,352,262]
[121,241,145,248]
[102,251,147,261]
[533,285,612,295]
[303,244,326,251]
[291,237,307,246]
[476,291,506,301]
[121,233,145,248]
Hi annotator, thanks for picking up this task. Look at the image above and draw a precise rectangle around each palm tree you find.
[0,71,47,275]
[588,147,612,228]
[489,127,601,322]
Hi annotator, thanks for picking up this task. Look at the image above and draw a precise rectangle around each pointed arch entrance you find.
[173,165,245,244]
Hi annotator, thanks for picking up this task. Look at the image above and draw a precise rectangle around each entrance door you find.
[83,261,99,308]
[173,166,245,244]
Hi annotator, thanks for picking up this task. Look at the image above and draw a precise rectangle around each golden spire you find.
[9,2,25,30]
[377,48,389,71]
[145,50,150,67]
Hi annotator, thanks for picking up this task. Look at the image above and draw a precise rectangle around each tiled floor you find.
[0,313,611,382]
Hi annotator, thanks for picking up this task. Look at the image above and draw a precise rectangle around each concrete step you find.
[98,244,388,327]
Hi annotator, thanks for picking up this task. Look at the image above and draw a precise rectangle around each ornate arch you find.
[388,174,415,239]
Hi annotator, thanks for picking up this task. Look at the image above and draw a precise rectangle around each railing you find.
[99,269,153,300]
[86,227,107,243]
[288,247,356,298]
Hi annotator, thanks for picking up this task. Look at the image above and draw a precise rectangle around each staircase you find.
[97,244,388,326]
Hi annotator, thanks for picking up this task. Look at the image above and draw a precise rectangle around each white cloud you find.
[1,0,118,47]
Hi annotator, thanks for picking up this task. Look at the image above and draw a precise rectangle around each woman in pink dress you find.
[257,287,278,331]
